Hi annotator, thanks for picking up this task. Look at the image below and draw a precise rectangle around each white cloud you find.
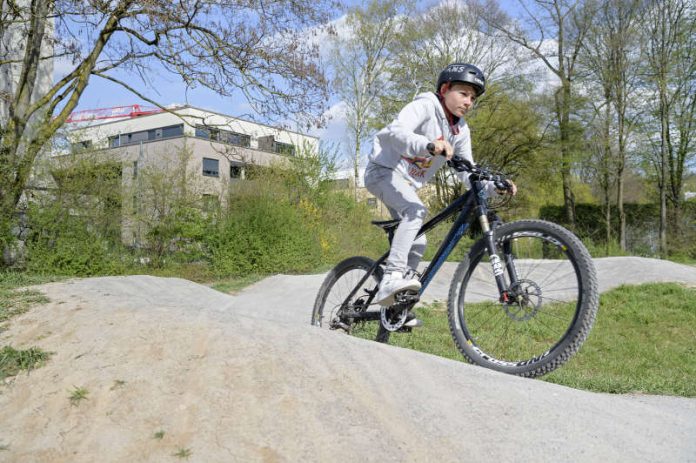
[309,100,349,143]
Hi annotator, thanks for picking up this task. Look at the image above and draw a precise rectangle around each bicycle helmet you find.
[436,63,486,96]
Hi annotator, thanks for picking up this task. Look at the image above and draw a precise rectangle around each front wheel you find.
[448,220,599,377]
[311,256,390,343]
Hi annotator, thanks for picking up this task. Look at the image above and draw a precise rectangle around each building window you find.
[222,131,251,148]
[274,141,296,156]
[195,125,211,139]
[230,165,243,179]
[113,124,183,147]
[125,130,148,144]
[202,157,219,177]
[196,125,251,148]
[161,124,183,138]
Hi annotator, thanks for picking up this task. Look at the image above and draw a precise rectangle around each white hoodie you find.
[369,91,494,193]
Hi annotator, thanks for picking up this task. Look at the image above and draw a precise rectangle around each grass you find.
[384,282,696,397]
[111,379,127,390]
[0,272,58,381]
[542,283,696,395]
[174,448,192,459]
[207,274,266,294]
[0,272,55,323]
[153,430,165,440]
[69,386,89,406]
[0,346,51,381]
[130,261,279,295]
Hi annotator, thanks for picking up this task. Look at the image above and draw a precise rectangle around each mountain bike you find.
[311,155,599,378]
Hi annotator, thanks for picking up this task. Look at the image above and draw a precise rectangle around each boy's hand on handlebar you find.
[427,140,454,160]
[497,180,517,196]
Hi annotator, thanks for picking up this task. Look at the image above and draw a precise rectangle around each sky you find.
[62,1,539,172]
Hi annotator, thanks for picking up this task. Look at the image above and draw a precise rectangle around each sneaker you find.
[374,272,421,306]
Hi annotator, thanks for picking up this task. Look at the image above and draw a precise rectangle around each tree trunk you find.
[354,135,361,202]
[558,82,576,228]
[659,98,669,256]
[615,79,627,252]
[602,98,612,256]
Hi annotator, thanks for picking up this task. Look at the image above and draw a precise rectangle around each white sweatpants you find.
[364,162,427,275]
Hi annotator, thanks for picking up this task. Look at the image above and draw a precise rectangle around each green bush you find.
[315,191,386,264]
[25,206,128,276]
[145,204,212,266]
[12,142,389,278]
[208,188,326,276]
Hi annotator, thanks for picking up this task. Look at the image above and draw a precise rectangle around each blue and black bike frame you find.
[342,177,512,315]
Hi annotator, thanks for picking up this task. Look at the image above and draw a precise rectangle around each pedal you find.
[394,290,420,305]
[403,317,423,328]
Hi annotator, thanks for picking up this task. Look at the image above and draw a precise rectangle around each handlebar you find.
[426,142,512,192]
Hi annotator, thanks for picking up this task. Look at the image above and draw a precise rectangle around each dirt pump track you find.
[1,257,695,462]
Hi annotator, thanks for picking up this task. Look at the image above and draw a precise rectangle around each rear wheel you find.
[312,256,390,343]
[448,220,598,377]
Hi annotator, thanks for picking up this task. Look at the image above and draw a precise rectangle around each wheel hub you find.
[504,279,542,321]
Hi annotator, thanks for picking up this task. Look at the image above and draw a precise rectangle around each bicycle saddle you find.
[371,219,400,232]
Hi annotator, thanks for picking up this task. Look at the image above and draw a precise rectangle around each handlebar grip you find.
[448,156,474,171]
[494,179,513,191]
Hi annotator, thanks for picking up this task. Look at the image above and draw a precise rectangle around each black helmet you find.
[436,63,486,96]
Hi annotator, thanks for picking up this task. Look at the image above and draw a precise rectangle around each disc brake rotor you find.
[504,279,542,321]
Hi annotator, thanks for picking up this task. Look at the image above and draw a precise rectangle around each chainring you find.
[380,290,419,332]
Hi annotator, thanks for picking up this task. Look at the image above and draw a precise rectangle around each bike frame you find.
[341,177,513,315]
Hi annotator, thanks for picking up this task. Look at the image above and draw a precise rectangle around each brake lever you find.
[447,156,474,172]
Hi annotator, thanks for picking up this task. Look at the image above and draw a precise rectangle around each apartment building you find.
[66,104,317,178]
[58,104,319,244]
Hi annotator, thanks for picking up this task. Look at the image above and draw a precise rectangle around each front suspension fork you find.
[478,212,519,303]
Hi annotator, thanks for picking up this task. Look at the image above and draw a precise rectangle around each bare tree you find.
[0,0,334,246]
[382,0,514,115]
[581,0,644,251]
[485,0,598,228]
[329,0,405,197]
[643,0,695,256]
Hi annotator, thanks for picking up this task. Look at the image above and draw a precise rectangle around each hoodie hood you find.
[414,92,462,135]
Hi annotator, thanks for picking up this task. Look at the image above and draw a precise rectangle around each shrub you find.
[25,206,128,276]
[207,192,323,276]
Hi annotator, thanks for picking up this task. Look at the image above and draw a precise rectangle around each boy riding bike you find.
[365,63,517,311]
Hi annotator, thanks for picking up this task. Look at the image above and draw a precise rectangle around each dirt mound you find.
[1,262,695,462]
